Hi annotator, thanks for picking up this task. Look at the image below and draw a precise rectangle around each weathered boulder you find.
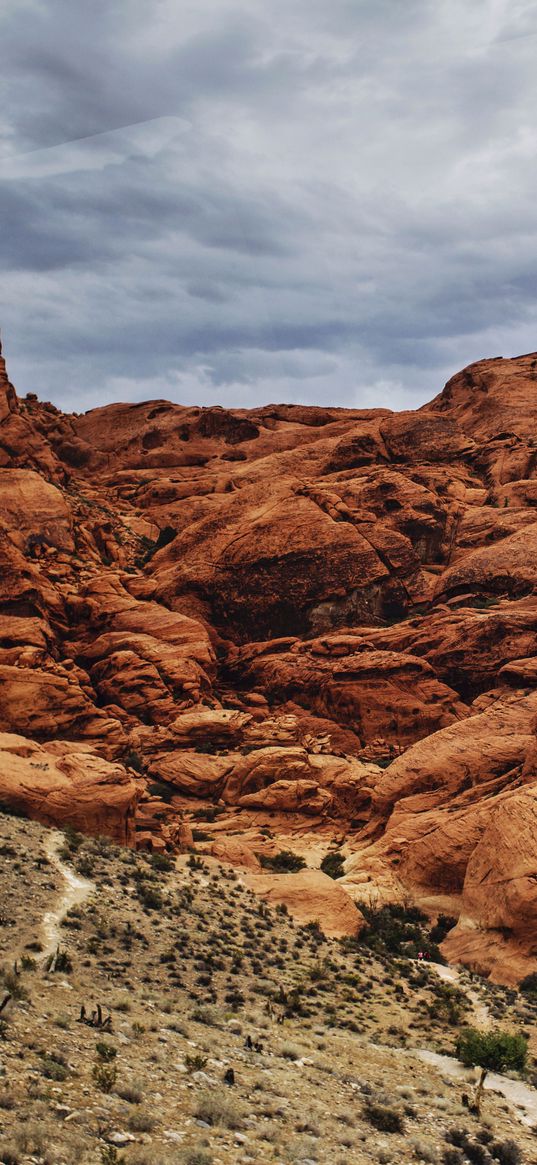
[243,867,365,938]
[0,732,139,843]
[442,786,537,983]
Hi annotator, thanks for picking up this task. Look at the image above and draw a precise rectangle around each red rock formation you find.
[0,733,139,843]
[2,337,537,979]
[243,868,365,938]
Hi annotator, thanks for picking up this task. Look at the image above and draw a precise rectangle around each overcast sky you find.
[1,0,537,414]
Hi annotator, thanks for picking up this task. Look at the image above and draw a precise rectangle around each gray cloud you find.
[1,0,537,413]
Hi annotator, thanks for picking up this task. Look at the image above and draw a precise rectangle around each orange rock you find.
[0,732,139,843]
[442,786,537,983]
[0,469,73,552]
[243,868,365,938]
[0,663,125,748]
[2,338,537,978]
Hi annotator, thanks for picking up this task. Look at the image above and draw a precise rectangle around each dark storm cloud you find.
[1,0,537,412]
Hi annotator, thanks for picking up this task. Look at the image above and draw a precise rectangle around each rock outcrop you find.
[0,732,139,843]
[2,340,537,980]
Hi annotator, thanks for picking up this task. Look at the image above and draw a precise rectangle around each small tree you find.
[456,1027,528,1113]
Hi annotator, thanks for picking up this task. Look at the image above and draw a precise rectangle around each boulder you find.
[243,867,365,938]
[0,732,139,843]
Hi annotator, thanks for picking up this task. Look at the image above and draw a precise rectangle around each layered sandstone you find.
[3,341,537,980]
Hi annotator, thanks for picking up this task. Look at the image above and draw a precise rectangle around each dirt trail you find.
[431,960,491,1027]
[410,960,537,1129]
[413,1048,537,1129]
[41,831,93,960]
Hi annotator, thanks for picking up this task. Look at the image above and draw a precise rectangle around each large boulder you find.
[0,732,139,843]
[243,867,365,938]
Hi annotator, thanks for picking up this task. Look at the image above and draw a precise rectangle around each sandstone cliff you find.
[2,337,537,981]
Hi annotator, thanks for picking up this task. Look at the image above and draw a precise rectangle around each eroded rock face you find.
[243,868,366,938]
[3,341,537,978]
[442,786,537,984]
[0,733,139,843]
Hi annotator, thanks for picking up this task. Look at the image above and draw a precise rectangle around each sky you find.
[1,0,537,414]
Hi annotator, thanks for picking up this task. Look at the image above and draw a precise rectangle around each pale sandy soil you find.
[0,813,536,1165]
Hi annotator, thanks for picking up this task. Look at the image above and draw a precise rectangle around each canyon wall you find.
[2,340,537,981]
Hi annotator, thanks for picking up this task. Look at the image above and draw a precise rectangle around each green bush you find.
[149,852,174,872]
[519,971,537,998]
[359,902,434,958]
[456,1027,528,1075]
[62,824,84,852]
[39,1051,70,1081]
[258,851,306,873]
[320,852,345,879]
[93,1062,118,1092]
[96,1041,117,1062]
[428,914,457,944]
[427,982,469,1026]
[135,883,163,910]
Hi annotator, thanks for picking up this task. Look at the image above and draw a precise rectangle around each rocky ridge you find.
[2,340,537,982]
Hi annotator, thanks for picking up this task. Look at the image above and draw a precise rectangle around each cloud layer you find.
[1,0,537,412]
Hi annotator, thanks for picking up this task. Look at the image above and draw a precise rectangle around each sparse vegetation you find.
[258,850,307,873]
[0,812,534,1165]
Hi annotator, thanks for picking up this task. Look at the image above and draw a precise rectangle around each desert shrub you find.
[95,1041,117,1062]
[187,854,206,870]
[100,1148,123,1165]
[39,1050,70,1081]
[128,1107,157,1132]
[410,1138,438,1163]
[428,914,457,944]
[116,1080,143,1104]
[0,1144,21,1165]
[280,1042,301,1060]
[320,851,345,879]
[193,1090,244,1129]
[0,970,28,1001]
[190,1005,219,1026]
[182,1151,213,1165]
[359,903,429,957]
[258,851,306,873]
[192,806,224,822]
[490,1139,523,1165]
[456,1028,528,1075]
[185,1052,208,1073]
[519,971,537,998]
[464,1142,494,1165]
[93,1062,118,1092]
[62,824,84,852]
[445,1128,470,1149]
[362,1099,404,1133]
[135,883,163,911]
[149,852,173,872]
[427,982,469,1025]
[43,947,72,973]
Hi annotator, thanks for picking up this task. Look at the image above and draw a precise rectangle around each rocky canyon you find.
[2,340,537,984]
